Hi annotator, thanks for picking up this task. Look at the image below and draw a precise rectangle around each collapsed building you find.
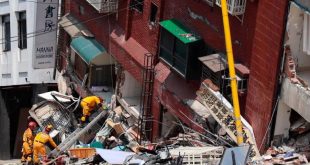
[2,0,310,164]
[55,0,288,154]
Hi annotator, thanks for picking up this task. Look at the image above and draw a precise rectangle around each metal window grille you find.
[86,0,118,13]
[215,0,246,15]
[130,0,144,13]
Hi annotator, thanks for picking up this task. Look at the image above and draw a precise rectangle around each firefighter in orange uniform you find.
[33,125,59,164]
[80,96,104,123]
[21,121,37,163]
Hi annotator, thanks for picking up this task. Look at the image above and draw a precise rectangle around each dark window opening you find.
[159,20,205,80]
[130,0,144,13]
[149,3,158,24]
[79,5,85,15]
[18,11,27,49]
[159,28,188,77]
[74,54,88,80]
[2,15,11,51]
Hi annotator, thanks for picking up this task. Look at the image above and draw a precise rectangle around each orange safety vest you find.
[34,132,57,148]
[23,128,35,146]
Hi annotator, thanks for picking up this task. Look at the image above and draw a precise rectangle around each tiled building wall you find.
[161,0,259,66]
[245,0,288,149]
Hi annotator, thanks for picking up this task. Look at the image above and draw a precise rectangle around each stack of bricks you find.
[284,46,299,84]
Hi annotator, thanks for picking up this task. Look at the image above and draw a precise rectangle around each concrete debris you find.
[196,82,260,160]
[24,91,310,164]
[261,146,309,165]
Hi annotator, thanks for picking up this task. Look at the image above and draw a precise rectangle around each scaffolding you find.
[138,53,155,143]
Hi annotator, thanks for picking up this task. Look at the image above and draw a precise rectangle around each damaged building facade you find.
[0,0,59,159]
[56,0,290,155]
[274,0,310,148]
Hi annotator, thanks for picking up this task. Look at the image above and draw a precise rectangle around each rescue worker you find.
[21,121,37,163]
[33,125,59,164]
[80,96,104,123]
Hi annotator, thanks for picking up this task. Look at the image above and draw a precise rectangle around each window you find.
[79,5,85,15]
[149,3,158,25]
[130,0,144,13]
[159,19,204,79]
[2,15,10,51]
[159,28,188,76]
[18,12,27,49]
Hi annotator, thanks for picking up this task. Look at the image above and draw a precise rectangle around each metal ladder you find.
[138,53,155,143]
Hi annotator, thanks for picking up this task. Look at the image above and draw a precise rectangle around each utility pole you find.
[220,0,244,145]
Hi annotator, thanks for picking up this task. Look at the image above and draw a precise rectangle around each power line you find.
[0,0,137,43]
[0,0,141,44]
[0,0,114,41]
[25,0,122,5]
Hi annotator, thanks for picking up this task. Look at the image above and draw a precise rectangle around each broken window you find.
[130,0,144,13]
[2,14,10,51]
[149,3,158,25]
[18,11,27,49]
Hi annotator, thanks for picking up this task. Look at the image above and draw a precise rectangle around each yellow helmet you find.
[81,116,86,122]
[45,124,53,132]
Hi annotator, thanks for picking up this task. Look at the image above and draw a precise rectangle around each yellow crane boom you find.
[220,0,244,145]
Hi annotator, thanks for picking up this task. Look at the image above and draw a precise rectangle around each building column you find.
[273,100,291,142]
[0,90,11,159]
[32,84,48,104]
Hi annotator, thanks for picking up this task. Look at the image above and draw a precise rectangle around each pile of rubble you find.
[262,146,309,165]
[52,105,225,164]
[30,102,224,164]
[25,90,310,165]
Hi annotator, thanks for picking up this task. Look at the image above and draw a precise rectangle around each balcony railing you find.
[86,0,118,13]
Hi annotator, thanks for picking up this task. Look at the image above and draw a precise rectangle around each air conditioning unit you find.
[86,0,118,13]
[215,0,246,15]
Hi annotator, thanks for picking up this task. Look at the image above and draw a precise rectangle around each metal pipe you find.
[220,0,244,145]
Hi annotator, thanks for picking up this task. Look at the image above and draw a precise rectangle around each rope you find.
[259,96,280,151]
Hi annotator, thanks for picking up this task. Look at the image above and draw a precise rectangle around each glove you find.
[81,116,86,122]
[102,104,108,110]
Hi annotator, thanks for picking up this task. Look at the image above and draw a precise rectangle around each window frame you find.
[18,11,27,49]
[159,28,188,77]
[130,0,144,13]
[2,14,11,52]
[149,2,158,25]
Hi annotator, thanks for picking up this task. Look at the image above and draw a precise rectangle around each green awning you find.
[160,19,200,44]
[71,36,111,65]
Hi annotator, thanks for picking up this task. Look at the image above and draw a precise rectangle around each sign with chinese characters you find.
[33,0,58,69]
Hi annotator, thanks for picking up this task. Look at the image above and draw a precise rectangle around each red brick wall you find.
[61,0,289,149]
[66,0,145,80]
[245,0,288,150]
[129,0,162,55]
[161,0,258,66]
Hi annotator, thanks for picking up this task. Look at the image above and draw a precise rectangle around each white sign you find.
[33,0,59,69]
